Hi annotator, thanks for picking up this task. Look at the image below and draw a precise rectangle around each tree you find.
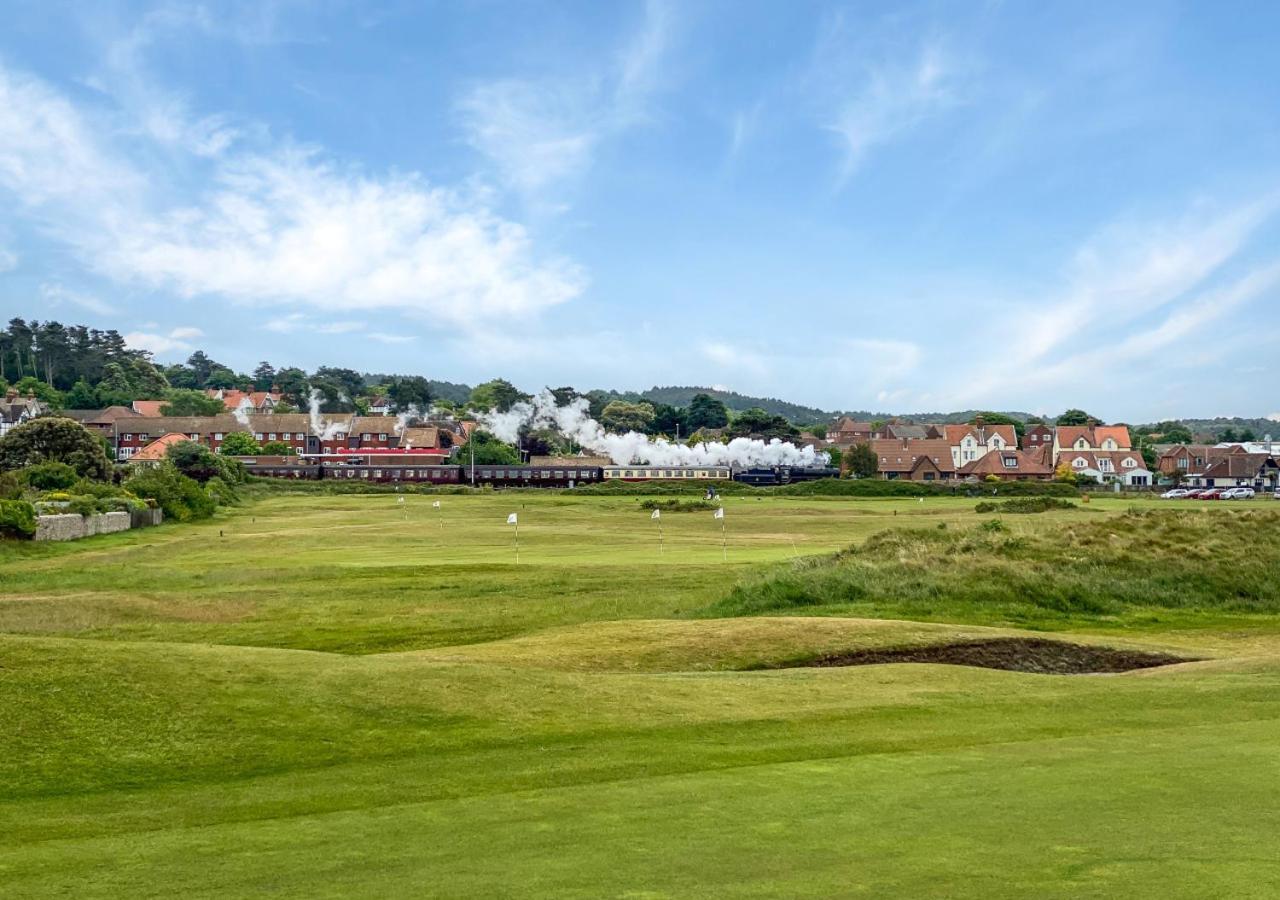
[1054,461,1078,483]
[166,441,243,484]
[252,361,277,391]
[452,430,520,465]
[549,386,579,407]
[600,400,656,433]
[13,376,64,408]
[260,441,294,456]
[1220,428,1239,443]
[312,366,365,404]
[650,403,688,438]
[845,443,878,479]
[1055,409,1094,426]
[19,461,80,491]
[970,411,1025,441]
[469,378,527,412]
[218,432,262,456]
[825,446,843,473]
[64,378,98,409]
[686,393,729,430]
[726,407,799,440]
[161,389,225,417]
[274,367,310,407]
[1240,429,1258,443]
[386,375,432,413]
[0,417,112,480]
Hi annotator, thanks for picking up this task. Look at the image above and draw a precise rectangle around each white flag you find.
[432,500,441,508]
[507,513,518,524]
[397,496,405,504]
[651,509,661,520]
[714,507,724,519]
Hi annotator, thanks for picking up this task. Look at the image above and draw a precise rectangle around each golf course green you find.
[3,492,1279,897]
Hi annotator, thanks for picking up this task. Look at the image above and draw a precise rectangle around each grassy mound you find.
[704,509,1280,624]
[974,497,1077,514]
[639,498,719,512]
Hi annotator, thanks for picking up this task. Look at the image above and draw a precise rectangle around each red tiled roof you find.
[131,432,192,462]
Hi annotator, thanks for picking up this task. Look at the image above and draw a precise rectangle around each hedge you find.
[0,499,37,538]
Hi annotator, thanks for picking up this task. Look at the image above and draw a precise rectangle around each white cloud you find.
[817,38,968,185]
[0,63,585,330]
[123,326,199,356]
[456,0,674,199]
[39,282,117,316]
[368,332,416,345]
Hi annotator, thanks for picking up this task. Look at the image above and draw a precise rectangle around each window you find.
[1178,458,1188,469]
[118,447,133,459]
[1122,458,1136,468]
[379,433,388,441]
[1099,459,1114,473]
[255,433,264,440]
[1002,456,1018,468]
[296,433,305,440]
[214,433,223,440]
[268,433,277,441]
[1073,458,1087,468]
[189,433,199,440]
[122,433,133,441]
[362,434,372,440]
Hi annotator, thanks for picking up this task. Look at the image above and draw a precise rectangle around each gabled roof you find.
[399,426,440,449]
[1060,450,1149,472]
[116,415,246,436]
[350,416,398,435]
[832,417,872,432]
[1094,425,1131,448]
[131,399,168,417]
[871,439,956,474]
[1056,424,1131,449]
[958,449,1054,477]
[131,432,192,462]
[1201,453,1279,479]
[87,405,142,425]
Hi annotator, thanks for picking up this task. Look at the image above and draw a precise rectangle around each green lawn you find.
[2,492,1279,897]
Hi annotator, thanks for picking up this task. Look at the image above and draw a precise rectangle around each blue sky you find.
[1,1,1279,421]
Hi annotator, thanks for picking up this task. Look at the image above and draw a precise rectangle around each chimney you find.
[974,414,985,428]
[4,388,16,401]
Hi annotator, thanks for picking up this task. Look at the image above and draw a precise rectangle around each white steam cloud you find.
[479,390,830,467]
[308,388,347,440]
[232,396,253,427]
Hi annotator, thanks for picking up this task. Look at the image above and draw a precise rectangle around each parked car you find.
[1160,488,1191,499]
[1221,487,1256,500]
[1197,488,1222,500]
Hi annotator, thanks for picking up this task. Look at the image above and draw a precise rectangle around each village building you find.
[871,439,957,481]
[957,449,1054,481]
[828,417,874,445]
[113,415,247,459]
[206,388,283,414]
[1056,449,1154,486]
[128,433,195,467]
[130,399,169,417]
[0,390,49,437]
[1021,423,1054,453]
[1186,453,1280,490]
[1051,425,1132,459]
[942,421,1018,469]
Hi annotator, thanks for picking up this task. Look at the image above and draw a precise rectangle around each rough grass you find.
[705,508,1280,627]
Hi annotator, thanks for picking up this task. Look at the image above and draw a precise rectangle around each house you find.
[114,416,247,459]
[1057,450,1154,486]
[128,433,194,467]
[878,422,943,441]
[829,417,874,445]
[206,388,283,414]
[943,420,1018,469]
[1052,425,1132,459]
[1022,424,1053,452]
[957,449,1054,481]
[130,399,169,417]
[246,413,321,454]
[1186,453,1280,490]
[1155,444,1217,477]
[0,390,49,437]
[367,395,393,415]
[79,405,142,439]
[871,439,957,481]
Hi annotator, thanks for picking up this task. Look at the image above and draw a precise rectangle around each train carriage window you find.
[554,470,565,478]
[361,470,369,478]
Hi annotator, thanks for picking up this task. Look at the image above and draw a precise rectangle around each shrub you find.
[0,499,37,538]
[19,461,80,491]
[67,495,101,517]
[204,476,240,507]
[124,463,217,522]
[976,497,1077,514]
[0,471,20,500]
[0,417,112,480]
[639,498,718,512]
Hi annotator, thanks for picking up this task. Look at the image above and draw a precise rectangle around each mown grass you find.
[3,493,1280,897]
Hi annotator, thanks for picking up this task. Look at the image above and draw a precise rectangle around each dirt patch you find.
[761,637,1194,675]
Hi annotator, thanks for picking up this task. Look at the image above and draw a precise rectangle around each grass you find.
[3,492,1280,897]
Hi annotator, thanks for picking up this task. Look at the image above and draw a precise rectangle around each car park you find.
[1160,488,1191,499]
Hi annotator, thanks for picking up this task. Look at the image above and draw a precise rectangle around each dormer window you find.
[1122,457,1136,468]
[1073,457,1087,468]
[1076,439,1087,449]
[1002,455,1018,468]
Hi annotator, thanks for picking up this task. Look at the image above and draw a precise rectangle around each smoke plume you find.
[478,390,829,467]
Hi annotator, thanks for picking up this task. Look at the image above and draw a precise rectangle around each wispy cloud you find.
[39,282,117,316]
[455,0,676,201]
[804,15,971,187]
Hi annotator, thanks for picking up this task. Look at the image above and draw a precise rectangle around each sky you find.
[1,0,1279,422]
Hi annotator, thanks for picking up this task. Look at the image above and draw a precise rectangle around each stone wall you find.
[34,511,133,542]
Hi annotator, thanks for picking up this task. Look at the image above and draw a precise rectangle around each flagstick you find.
[515,519,520,566]
[721,517,727,562]
[658,519,664,555]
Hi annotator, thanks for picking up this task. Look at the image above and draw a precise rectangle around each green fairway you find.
[3,492,1280,897]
